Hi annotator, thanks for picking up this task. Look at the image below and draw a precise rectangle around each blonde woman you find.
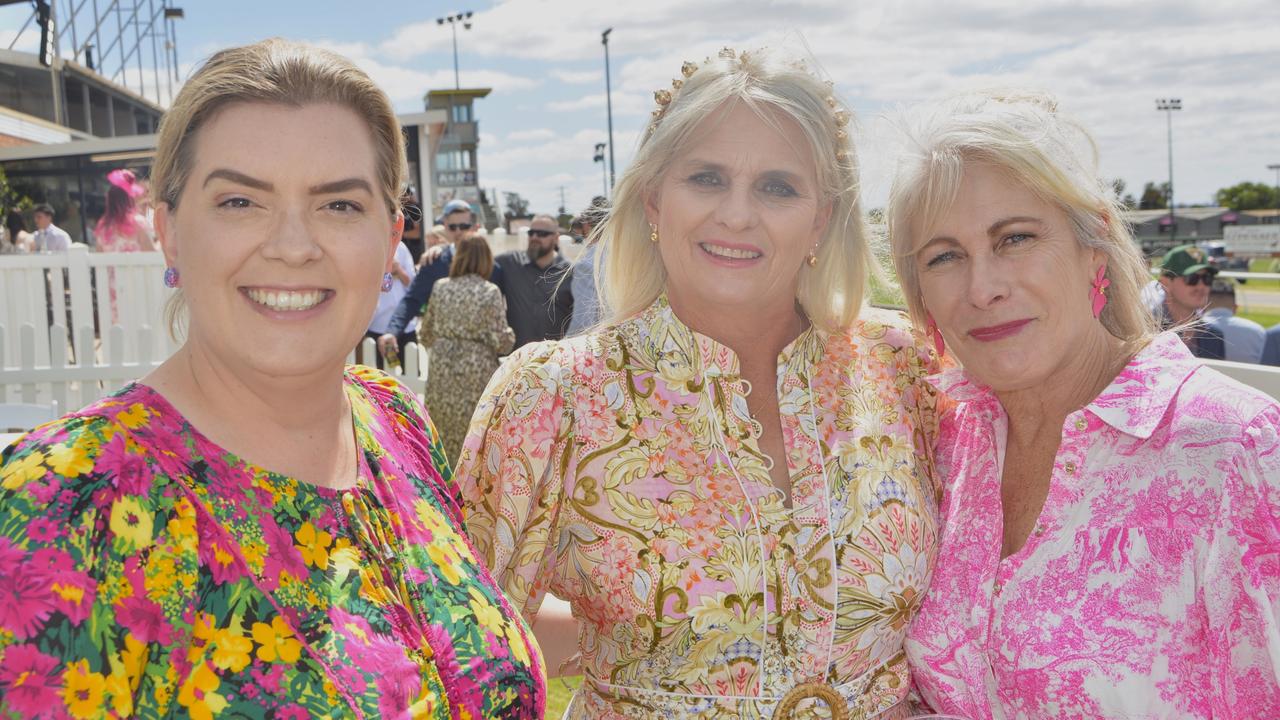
[455,48,944,719]
[0,40,543,719]
[889,91,1280,718]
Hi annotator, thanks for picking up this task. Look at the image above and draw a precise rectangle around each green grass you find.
[1242,258,1280,291]
[1239,309,1280,329]
[546,675,582,718]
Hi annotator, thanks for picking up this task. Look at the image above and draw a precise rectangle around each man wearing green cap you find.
[1156,244,1225,359]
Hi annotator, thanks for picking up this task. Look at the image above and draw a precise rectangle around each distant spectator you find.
[1262,323,1280,367]
[31,203,72,252]
[1157,244,1225,359]
[567,200,609,335]
[1203,283,1266,363]
[399,189,426,264]
[362,239,417,369]
[4,209,33,252]
[95,169,155,252]
[426,223,450,248]
[493,213,573,347]
[376,199,496,358]
[95,169,157,323]
[418,233,514,463]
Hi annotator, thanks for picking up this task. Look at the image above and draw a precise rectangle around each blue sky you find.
[4,0,1279,219]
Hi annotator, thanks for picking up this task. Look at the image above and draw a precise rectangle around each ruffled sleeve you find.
[0,411,180,717]
[452,341,574,622]
[1202,402,1280,715]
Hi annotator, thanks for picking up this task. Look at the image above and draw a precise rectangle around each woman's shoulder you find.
[843,306,922,347]
[827,306,939,374]
[346,364,431,425]
[1,388,193,544]
[1175,365,1280,441]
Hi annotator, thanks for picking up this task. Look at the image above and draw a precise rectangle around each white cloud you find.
[552,69,603,85]
[506,128,556,142]
[275,0,1280,212]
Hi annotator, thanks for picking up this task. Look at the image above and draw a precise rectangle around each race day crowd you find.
[0,38,1277,720]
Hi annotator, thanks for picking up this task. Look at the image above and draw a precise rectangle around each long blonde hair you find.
[597,48,875,332]
[887,90,1158,353]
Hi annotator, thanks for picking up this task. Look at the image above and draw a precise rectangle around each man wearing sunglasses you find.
[493,214,574,348]
[1156,244,1225,360]
[378,199,498,360]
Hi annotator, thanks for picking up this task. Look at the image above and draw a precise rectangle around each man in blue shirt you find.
[377,200,497,357]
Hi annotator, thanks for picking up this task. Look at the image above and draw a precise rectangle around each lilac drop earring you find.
[163,267,180,288]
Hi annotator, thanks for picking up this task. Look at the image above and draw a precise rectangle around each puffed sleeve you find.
[0,415,173,717]
[452,341,573,622]
[1202,402,1280,715]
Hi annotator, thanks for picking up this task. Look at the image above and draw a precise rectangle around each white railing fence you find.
[0,245,178,369]
[1,321,429,414]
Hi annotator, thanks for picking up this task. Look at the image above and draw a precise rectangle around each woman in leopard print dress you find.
[419,233,515,463]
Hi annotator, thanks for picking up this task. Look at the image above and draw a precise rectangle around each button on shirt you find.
[33,223,72,252]
[905,331,1280,719]
[493,250,572,348]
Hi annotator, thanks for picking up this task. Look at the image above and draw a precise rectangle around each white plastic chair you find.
[0,401,61,433]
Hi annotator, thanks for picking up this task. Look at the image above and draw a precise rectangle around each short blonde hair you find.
[887,90,1157,353]
[154,38,406,337]
[597,48,874,332]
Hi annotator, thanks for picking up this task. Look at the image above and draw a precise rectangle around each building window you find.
[452,104,471,123]
[435,150,474,171]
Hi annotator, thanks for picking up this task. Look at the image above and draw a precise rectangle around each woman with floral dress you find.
[888,90,1280,717]
[0,39,543,719]
[455,48,944,719]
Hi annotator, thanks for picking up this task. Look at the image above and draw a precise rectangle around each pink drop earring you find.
[926,313,945,357]
[1090,264,1110,319]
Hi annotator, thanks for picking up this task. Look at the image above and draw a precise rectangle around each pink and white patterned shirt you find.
[906,331,1280,719]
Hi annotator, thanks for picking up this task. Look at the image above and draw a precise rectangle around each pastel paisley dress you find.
[906,332,1280,718]
[456,296,944,719]
[0,366,544,719]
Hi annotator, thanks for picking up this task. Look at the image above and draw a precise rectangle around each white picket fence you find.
[0,246,431,413]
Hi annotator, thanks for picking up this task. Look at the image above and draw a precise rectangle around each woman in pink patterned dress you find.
[94,168,156,323]
[888,90,1280,718]
[455,48,946,719]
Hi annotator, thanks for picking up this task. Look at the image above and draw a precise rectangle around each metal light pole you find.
[602,28,616,189]
[594,143,608,198]
[1156,98,1181,243]
[1268,164,1280,212]
[437,11,473,90]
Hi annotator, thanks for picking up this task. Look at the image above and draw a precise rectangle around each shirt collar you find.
[619,294,822,382]
[927,331,1201,439]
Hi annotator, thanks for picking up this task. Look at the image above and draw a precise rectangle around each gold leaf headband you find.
[645,48,854,163]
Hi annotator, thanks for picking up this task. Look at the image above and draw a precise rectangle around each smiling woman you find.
[888,90,1280,719]
[453,46,946,719]
[0,39,544,719]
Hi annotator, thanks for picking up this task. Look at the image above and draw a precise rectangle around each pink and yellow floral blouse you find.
[456,296,945,719]
[0,366,544,719]
[906,331,1280,718]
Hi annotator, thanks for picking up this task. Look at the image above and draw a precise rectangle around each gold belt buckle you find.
[773,681,851,720]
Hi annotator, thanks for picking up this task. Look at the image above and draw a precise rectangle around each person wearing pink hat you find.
[95,168,158,323]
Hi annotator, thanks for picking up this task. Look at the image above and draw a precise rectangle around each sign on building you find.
[1224,226,1280,256]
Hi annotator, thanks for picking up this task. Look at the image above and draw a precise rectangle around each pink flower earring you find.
[926,313,945,357]
[1090,264,1110,319]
